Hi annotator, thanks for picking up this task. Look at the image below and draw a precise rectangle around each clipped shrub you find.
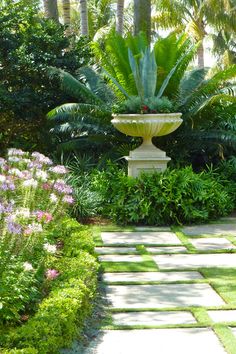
[91,165,234,225]
[1,218,99,354]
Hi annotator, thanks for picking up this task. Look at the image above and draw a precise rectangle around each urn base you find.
[125,140,170,177]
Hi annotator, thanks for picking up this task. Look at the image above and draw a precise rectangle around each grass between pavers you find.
[201,268,236,305]
[92,224,236,353]
[101,257,158,272]
[214,325,236,354]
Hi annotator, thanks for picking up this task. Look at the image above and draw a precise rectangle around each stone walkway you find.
[84,222,236,354]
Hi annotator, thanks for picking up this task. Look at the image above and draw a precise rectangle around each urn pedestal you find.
[111,113,183,178]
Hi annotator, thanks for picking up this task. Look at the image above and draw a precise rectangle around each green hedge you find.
[1,218,99,354]
[91,165,234,225]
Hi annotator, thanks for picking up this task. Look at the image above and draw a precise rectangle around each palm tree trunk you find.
[43,0,59,22]
[79,0,89,36]
[134,0,151,42]
[197,41,205,68]
[62,0,71,25]
[116,0,125,35]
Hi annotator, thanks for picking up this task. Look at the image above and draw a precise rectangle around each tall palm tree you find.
[88,0,114,39]
[79,0,89,36]
[62,0,71,25]
[43,0,59,22]
[116,0,125,35]
[134,0,151,42]
[154,0,236,68]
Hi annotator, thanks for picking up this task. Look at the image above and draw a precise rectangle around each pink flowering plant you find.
[0,148,74,324]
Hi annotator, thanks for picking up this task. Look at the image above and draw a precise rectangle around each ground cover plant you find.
[0,149,99,353]
[87,164,234,225]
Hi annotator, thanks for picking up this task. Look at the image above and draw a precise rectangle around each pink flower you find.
[35,211,53,223]
[42,182,51,190]
[45,269,60,280]
[62,195,74,204]
[49,165,68,174]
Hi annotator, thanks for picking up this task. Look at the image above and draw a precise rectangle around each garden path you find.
[78,218,236,353]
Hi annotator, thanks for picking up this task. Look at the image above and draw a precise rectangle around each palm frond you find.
[48,67,103,104]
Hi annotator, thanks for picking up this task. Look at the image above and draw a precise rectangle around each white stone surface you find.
[106,284,224,309]
[146,246,187,254]
[190,237,235,251]
[99,255,143,263]
[101,232,181,245]
[153,253,236,269]
[112,311,196,326]
[182,224,236,236]
[83,329,226,354]
[95,247,137,255]
[208,310,236,322]
[135,226,171,231]
[103,271,203,283]
[231,327,236,337]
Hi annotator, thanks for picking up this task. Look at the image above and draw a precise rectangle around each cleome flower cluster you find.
[0,149,74,324]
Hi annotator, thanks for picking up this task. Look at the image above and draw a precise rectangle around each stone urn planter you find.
[112,113,183,177]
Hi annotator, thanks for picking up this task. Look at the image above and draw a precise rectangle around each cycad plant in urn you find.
[106,43,185,177]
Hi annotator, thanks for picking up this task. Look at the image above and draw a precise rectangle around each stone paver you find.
[103,271,203,283]
[208,310,236,322]
[231,327,236,337]
[101,232,182,245]
[146,246,187,254]
[135,226,171,231]
[153,253,236,269]
[99,255,143,263]
[182,224,236,236]
[106,284,224,309]
[112,311,196,326]
[95,247,138,254]
[189,237,235,251]
[83,329,226,354]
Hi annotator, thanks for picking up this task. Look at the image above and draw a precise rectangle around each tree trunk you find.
[133,0,151,42]
[116,0,125,35]
[43,0,59,22]
[197,41,205,68]
[79,0,89,36]
[62,0,71,25]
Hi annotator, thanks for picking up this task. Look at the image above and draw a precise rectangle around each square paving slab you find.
[95,247,138,255]
[112,311,197,326]
[146,246,187,254]
[98,255,143,263]
[189,237,235,251]
[83,329,226,354]
[153,253,236,269]
[208,310,236,322]
[182,224,236,236]
[106,283,224,309]
[103,271,203,283]
[101,232,181,245]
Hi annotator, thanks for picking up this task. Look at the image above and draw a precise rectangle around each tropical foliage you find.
[48,32,236,166]
[154,0,236,67]
[0,0,92,153]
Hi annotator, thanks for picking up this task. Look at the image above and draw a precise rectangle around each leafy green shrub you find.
[1,218,99,354]
[215,159,236,207]
[0,0,92,153]
[91,165,234,225]
[0,257,38,324]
